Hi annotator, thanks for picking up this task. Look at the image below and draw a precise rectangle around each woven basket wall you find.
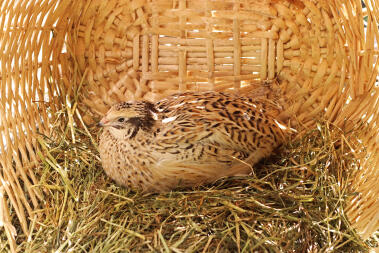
[0,0,378,250]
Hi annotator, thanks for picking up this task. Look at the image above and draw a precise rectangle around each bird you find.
[98,90,289,192]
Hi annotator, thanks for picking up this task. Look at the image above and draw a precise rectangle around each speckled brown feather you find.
[99,91,289,192]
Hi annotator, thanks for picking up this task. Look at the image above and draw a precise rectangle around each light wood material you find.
[0,0,378,250]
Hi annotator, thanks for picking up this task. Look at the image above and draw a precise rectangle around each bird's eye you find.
[118,118,125,123]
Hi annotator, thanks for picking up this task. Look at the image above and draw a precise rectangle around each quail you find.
[98,91,289,192]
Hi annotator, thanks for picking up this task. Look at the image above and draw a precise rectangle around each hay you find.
[4,99,377,252]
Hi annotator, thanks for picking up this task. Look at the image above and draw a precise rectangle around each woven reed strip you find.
[206,1,215,89]
[178,0,187,91]
[0,0,378,251]
[335,0,379,238]
[0,0,78,250]
[233,0,242,89]
[325,0,379,239]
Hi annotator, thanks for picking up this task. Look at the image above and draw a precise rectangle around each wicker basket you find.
[0,0,378,251]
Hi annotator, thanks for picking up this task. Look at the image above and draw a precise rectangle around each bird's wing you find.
[154,91,288,153]
[149,149,255,192]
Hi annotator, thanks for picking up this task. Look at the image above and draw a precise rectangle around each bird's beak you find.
[97,117,109,127]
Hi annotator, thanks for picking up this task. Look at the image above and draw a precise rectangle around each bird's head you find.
[98,101,157,139]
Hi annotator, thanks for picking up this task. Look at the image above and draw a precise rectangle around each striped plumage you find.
[98,91,288,192]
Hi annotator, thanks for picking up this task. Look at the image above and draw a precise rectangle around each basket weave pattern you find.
[0,0,378,250]
[77,1,358,118]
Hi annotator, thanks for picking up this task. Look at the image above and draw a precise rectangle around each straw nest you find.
[5,99,377,252]
[0,0,378,252]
